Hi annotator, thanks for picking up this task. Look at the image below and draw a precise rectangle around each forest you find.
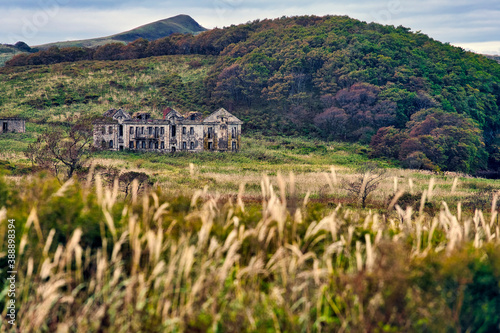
[4,15,500,173]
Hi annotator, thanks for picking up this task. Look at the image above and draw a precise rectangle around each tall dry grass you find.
[0,170,499,332]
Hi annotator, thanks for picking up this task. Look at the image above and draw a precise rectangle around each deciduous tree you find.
[25,116,94,180]
[341,162,387,208]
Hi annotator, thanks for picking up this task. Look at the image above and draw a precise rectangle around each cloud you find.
[454,41,500,55]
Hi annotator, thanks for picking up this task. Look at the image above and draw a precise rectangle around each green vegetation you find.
[0,42,37,67]
[25,115,94,179]
[4,15,500,173]
[1,129,499,216]
[1,170,500,332]
[2,100,500,332]
[370,109,488,173]
[0,54,215,123]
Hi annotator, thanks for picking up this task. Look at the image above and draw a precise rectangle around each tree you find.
[25,136,59,171]
[401,151,436,170]
[370,126,408,159]
[370,109,488,173]
[314,106,348,140]
[94,43,126,60]
[213,64,248,108]
[341,163,387,208]
[146,37,176,56]
[122,38,149,59]
[25,116,94,180]
[404,109,487,173]
[314,83,397,142]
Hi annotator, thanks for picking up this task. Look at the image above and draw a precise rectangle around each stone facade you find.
[93,108,243,152]
[0,118,25,133]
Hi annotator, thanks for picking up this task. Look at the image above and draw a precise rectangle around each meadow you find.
[0,153,499,332]
[1,132,499,214]
[1,51,500,332]
[1,130,500,331]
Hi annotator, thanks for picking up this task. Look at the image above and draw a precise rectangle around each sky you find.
[1,0,499,55]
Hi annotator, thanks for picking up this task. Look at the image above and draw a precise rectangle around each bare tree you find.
[25,136,57,170]
[342,163,387,208]
[25,116,94,180]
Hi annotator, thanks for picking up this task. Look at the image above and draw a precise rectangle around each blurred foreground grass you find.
[0,171,499,332]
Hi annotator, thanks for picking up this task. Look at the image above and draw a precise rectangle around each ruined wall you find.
[203,125,217,151]
[202,123,243,152]
[127,123,169,151]
[228,125,241,152]
[218,124,228,150]
[0,119,25,133]
[93,123,118,150]
[92,109,242,153]
[180,124,204,151]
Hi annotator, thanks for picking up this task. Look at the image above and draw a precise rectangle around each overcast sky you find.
[1,0,499,54]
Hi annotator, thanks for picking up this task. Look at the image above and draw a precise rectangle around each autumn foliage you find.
[371,109,487,173]
[5,15,500,172]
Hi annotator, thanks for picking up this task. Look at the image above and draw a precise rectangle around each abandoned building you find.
[93,107,243,152]
[0,118,25,134]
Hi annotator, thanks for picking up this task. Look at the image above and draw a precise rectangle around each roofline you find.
[100,107,243,123]
[203,121,243,124]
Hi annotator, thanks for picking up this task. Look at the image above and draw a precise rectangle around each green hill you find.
[35,14,206,50]
[3,15,500,173]
[0,44,22,66]
[0,41,36,66]
[111,14,206,42]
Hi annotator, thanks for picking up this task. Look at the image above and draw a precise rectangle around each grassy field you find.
[1,54,500,332]
[1,129,500,332]
[1,131,499,216]
[0,55,216,123]
[0,159,499,332]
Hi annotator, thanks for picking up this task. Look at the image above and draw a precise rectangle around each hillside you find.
[35,14,206,50]
[0,44,22,67]
[3,15,500,173]
[0,41,36,66]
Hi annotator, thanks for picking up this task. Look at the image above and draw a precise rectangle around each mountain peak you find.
[112,14,206,43]
[35,14,206,50]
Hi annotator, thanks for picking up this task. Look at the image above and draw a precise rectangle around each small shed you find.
[0,118,25,133]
